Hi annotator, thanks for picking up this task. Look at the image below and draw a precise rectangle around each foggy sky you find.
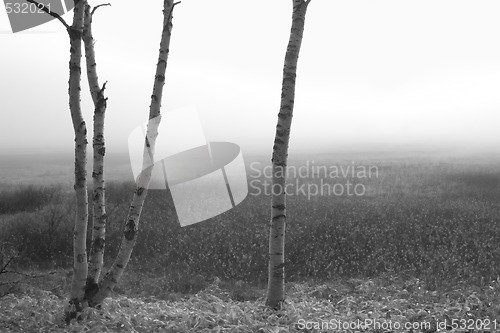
[0,0,499,156]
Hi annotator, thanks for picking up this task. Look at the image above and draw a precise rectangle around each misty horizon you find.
[1,0,500,157]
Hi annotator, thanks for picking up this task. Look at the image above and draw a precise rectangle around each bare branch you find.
[0,256,15,274]
[1,270,57,278]
[25,0,70,30]
[0,252,56,298]
[100,81,108,93]
[0,270,57,298]
[91,3,111,16]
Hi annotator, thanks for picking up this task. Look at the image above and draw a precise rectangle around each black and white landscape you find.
[1,1,500,332]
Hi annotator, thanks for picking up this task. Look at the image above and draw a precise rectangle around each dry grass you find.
[2,274,500,332]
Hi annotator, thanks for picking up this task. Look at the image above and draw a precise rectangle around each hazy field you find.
[1,149,500,331]
[1,149,500,283]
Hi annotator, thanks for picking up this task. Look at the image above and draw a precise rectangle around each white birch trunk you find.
[266,0,311,310]
[67,0,89,313]
[89,0,179,306]
[83,3,108,287]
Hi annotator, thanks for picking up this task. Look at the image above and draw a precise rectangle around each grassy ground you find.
[2,270,500,332]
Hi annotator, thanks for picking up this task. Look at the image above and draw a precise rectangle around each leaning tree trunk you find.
[88,0,180,306]
[266,0,311,310]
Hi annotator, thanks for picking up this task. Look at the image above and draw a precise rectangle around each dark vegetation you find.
[0,186,59,215]
[1,156,500,295]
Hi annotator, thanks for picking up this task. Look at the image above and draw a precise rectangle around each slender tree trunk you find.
[88,0,180,306]
[266,0,311,310]
[84,3,108,286]
[67,0,89,314]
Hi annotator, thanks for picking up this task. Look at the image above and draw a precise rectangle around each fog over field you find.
[1,146,499,188]
[1,1,500,331]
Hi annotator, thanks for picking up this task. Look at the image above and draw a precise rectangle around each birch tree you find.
[266,0,312,310]
[26,0,180,320]
[85,2,109,289]
[26,0,92,315]
[88,0,180,306]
